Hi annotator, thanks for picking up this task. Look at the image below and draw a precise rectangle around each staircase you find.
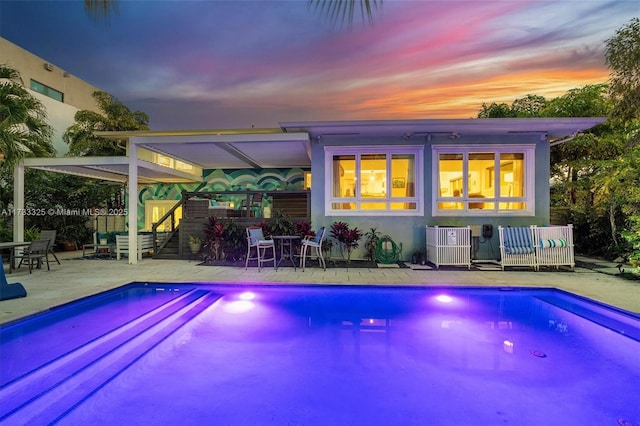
[153,231,180,259]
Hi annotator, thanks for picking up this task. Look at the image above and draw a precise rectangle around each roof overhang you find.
[98,128,312,169]
[21,156,199,184]
[279,118,608,141]
[19,119,607,184]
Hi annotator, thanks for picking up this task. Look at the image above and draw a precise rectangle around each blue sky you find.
[1,0,637,130]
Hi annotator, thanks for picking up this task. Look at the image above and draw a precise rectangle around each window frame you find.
[324,145,424,216]
[432,144,535,217]
[30,79,64,102]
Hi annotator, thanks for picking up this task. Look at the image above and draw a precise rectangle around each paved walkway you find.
[2,251,639,325]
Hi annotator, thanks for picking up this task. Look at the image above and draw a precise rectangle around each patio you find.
[1,250,638,325]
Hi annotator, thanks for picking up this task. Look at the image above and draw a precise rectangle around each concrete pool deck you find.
[2,250,639,325]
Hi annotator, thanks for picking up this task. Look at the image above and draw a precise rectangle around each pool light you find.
[436,294,453,303]
[238,291,256,301]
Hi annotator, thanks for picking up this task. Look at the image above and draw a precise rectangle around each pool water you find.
[1,284,639,425]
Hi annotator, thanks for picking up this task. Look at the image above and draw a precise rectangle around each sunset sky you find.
[0,1,637,130]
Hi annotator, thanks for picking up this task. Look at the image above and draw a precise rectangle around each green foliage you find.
[294,220,314,239]
[605,17,640,124]
[221,219,246,261]
[0,217,11,242]
[63,91,149,156]
[330,221,362,262]
[511,95,547,117]
[478,95,547,118]
[540,84,611,118]
[0,65,55,171]
[477,102,515,118]
[270,209,294,236]
[363,227,381,261]
[24,226,40,242]
[621,224,640,265]
[202,216,245,262]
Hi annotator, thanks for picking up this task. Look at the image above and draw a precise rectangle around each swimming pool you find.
[1,284,639,425]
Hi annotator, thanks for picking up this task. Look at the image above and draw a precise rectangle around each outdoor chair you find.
[300,227,326,271]
[40,230,61,265]
[245,226,276,272]
[534,224,575,271]
[15,239,50,274]
[498,226,537,271]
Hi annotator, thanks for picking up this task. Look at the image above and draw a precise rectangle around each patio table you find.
[272,235,301,270]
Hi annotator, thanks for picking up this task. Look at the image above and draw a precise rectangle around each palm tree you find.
[85,0,380,27]
[63,90,149,156]
[84,0,119,22]
[0,65,55,171]
[310,0,381,26]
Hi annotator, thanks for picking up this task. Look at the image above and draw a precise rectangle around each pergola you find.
[13,129,311,264]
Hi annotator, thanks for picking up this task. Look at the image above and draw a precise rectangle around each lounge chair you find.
[245,226,276,271]
[14,239,50,273]
[300,227,326,271]
[498,226,537,271]
[534,224,575,271]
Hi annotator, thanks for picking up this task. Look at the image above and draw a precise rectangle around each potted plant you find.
[342,227,363,264]
[270,209,294,236]
[363,227,381,262]
[330,221,362,264]
[203,216,225,261]
[189,235,202,254]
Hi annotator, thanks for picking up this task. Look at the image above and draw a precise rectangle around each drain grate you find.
[529,349,547,358]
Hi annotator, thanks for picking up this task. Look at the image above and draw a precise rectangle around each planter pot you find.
[62,241,76,251]
[189,243,202,254]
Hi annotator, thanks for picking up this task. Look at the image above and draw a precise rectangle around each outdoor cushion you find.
[248,228,273,245]
[539,238,567,248]
[503,227,534,254]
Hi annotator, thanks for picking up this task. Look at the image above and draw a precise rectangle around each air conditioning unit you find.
[43,63,54,71]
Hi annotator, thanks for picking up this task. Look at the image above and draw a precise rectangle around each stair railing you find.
[152,200,182,256]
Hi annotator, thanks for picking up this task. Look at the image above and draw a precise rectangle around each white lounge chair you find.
[498,226,537,271]
[534,224,575,271]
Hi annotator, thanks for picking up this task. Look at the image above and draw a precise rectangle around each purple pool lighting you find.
[435,294,453,303]
[1,284,639,425]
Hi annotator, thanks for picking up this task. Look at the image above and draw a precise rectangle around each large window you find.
[325,146,423,215]
[30,80,63,102]
[433,145,534,216]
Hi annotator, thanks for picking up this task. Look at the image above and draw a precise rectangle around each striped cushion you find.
[504,227,534,254]
[539,238,567,248]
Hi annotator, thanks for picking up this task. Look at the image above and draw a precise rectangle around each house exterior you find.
[280,119,606,261]
[15,118,605,263]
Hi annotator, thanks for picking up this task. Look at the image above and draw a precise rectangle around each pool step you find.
[0,289,221,425]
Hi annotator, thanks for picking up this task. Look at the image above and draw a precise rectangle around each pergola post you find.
[13,163,25,242]
[128,142,138,265]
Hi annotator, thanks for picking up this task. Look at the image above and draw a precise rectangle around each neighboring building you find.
[0,37,101,155]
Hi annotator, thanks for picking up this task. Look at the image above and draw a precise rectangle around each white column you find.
[128,142,138,265]
[13,163,25,242]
